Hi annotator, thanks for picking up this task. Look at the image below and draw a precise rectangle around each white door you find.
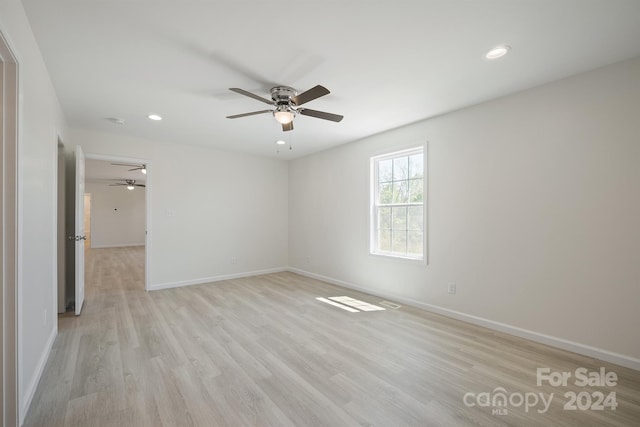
[74,145,86,315]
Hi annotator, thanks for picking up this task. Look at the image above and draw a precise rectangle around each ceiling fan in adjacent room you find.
[226,85,343,131]
[111,162,147,174]
[109,179,146,190]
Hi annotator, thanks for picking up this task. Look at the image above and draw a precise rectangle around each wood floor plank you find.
[22,246,640,426]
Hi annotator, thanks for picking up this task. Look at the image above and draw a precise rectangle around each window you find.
[371,146,425,260]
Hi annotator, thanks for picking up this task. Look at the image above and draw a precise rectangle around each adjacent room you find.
[1,0,639,426]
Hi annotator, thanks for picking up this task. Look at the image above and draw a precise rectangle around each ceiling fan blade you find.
[111,162,138,167]
[128,167,141,171]
[135,184,146,187]
[299,108,344,122]
[282,121,294,132]
[109,183,126,186]
[229,88,274,105]
[291,85,330,106]
[226,110,272,119]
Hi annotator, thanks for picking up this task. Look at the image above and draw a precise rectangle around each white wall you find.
[73,129,289,289]
[0,0,69,423]
[289,57,640,367]
[85,182,145,248]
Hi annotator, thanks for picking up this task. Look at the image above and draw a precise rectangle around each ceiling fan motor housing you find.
[271,86,297,123]
[270,86,297,105]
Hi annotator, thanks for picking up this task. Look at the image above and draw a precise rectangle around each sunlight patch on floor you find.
[316,296,386,312]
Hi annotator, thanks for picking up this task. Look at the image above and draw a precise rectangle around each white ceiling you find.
[23,0,640,159]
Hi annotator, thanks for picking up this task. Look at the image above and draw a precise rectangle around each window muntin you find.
[371,147,425,260]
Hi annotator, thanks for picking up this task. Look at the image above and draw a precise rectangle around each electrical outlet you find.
[447,283,456,294]
[230,256,237,264]
[43,309,47,326]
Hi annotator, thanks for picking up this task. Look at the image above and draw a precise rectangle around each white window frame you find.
[370,145,426,262]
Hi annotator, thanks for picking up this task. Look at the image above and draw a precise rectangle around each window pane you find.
[407,231,423,256]
[371,147,425,260]
[379,182,393,204]
[378,207,391,230]
[393,157,408,180]
[408,206,423,231]
[392,180,408,203]
[391,230,407,254]
[378,159,393,182]
[409,154,423,178]
[391,206,407,230]
[408,178,423,202]
[378,228,391,252]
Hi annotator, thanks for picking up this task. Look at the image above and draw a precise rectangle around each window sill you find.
[369,251,427,265]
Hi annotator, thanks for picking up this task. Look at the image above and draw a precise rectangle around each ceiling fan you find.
[111,162,147,174]
[109,179,146,190]
[226,85,343,131]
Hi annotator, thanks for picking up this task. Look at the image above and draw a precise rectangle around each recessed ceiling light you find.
[147,114,162,121]
[275,140,286,145]
[485,45,511,60]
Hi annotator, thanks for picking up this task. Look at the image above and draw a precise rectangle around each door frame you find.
[83,193,92,249]
[84,153,152,290]
[56,140,66,314]
[74,146,86,315]
[1,29,20,427]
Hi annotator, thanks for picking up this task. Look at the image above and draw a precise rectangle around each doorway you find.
[82,155,150,290]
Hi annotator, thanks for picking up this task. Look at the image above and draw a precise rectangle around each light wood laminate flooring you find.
[23,247,640,426]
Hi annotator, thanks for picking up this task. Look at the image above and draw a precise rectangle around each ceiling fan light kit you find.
[226,84,343,132]
[109,179,146,190]
[274,105,295,124]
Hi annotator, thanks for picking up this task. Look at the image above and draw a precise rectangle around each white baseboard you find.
[90,243,145,249]
[20,325,57,425]
[149,267,288,291]
[288,267,640,372]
